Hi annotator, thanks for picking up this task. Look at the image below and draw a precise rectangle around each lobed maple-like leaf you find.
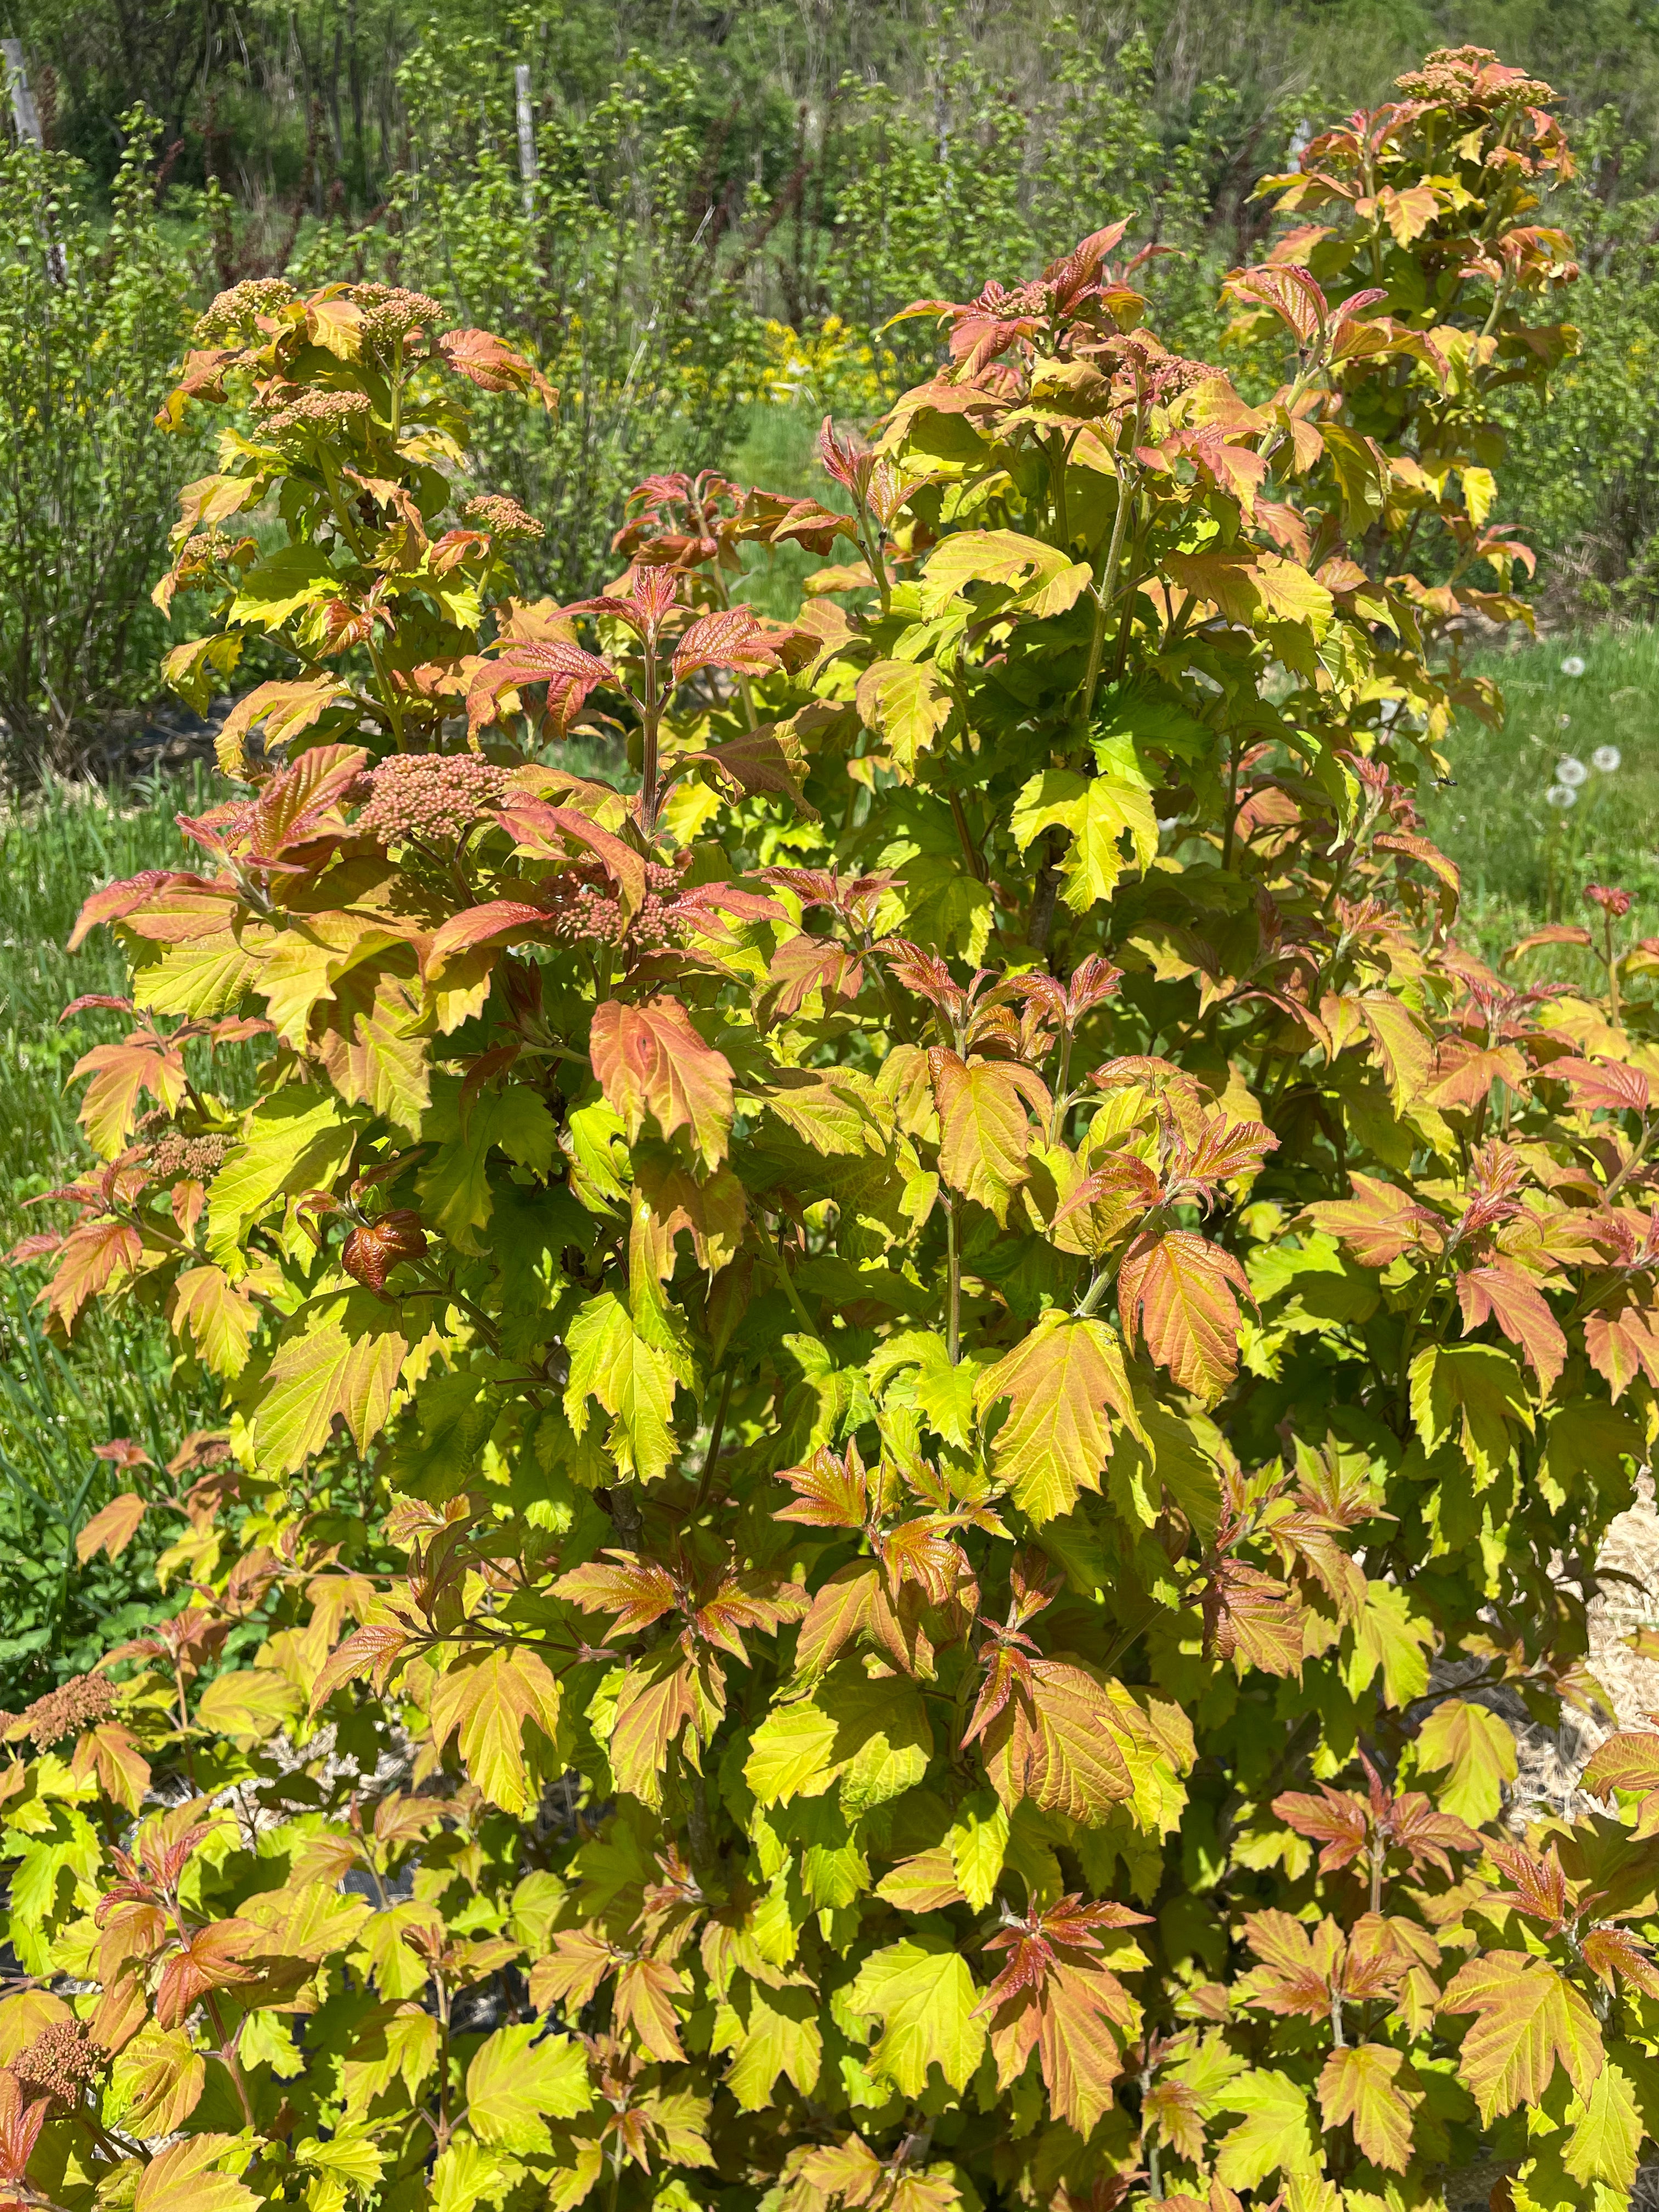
[975,1314,1138,1523]
[1318,2042,1418,2171]
[1440,1950,1602,2123]
[1118,1229,1254,1401]
[590,997,734,1170]
[1302,1172,1444,1266]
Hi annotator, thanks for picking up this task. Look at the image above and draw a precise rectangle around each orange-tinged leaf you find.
[672,607,785,685]
[310,1623,411,1712]
[1585,1301,1659,1401]
[71,1722,151,1814]
[1580,1924,1659,1997]
[614,1954,689,2062]
[1583,1728,1659,1800]
[170,1266,257,1381]
[1553,1057,1650,1115]
[930,1052,1046,1224]
[492,799,647,916]
[981,1656,1134,1823]
[76,1492,148,1564]
[983,1955,1133,2135]
[1317,2042,1418,2171]
[975,1314,1139,1523]
[212,678,351,778]
[1118,1229,1254,1401]
[1202,1558,1306,1677]
[44,1218,142,1333]
[608,1656,698,1807]
[874,1846,966,1911]
[1422,1039,1528,1113]
[590,997,734,1170]
[0,2071,47,2182]
[304,294,364,357]
[427,1647,563,1816]
[793,1562,883,1678]
[155,1920,260,2030]
[1455,1262,1565,1390]
[1440,1950,1602,2123]
[133,2133,257,2212]
[73,1036,187,1158]
[1302,1172,1443,1267]
[439,327,556,406]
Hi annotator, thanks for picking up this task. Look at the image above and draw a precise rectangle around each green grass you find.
[1425,625,1659,967]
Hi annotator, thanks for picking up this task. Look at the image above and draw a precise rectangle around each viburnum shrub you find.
[14,46,1659,2212]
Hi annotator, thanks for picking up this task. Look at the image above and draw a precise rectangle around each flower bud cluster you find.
[13,2021,101,2106]
[349,284,443,344]
[353,754,507,847]
[149,1133,234,1184]
[13,1672,114,1749]
[463,494,545,541]
[1397,48,1553,106]
[193,278,298,343]
[543,862,686,955]
[255,389,372,438]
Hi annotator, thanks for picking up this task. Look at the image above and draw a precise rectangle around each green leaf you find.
[171,1266,257,1381]
[295,2126,386,2188]
[1409,1344,1531,1486]
[228,541,343,625]
[844,1936,987,2095]
[563,1290,687,1484]
[1213,2067,1321,2191]
[196,1667,304,1747]
[1009,766,1158,911]
[832,1677,933,1814]
[1564,2057,1643,2188]
[919,528,1091,619]
[1344,1579,1432,1709]
[1415,1697,1517,1824]
[744,1701,840,1807]
[949,1791,1008,1911]
[710,1982,823,2110]
[868,1330,981,1450]
[251,1306,408,1474]
[854,658,954,775]
[466,2024,591,2151]
[431,2137,520,2212]
[418,1075,559,1251]
[207,1087,361,1273]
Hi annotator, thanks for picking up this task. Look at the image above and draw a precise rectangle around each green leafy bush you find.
[16,46,1659,2212]
[0,114,201,778]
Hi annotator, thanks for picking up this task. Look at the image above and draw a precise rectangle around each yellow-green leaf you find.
[844,1936,986,2096]
[854,658,953,776]
[429,1647,563,1816]
[133,2135,257,2212]
[1415,1697,1516,1824]
[466,2023,591,2151]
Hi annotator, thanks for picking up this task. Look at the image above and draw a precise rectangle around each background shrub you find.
[0,115,202,777]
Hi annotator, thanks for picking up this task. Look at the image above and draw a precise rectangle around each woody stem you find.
[945,1199,961,1367]
[202,1991,255,2128]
